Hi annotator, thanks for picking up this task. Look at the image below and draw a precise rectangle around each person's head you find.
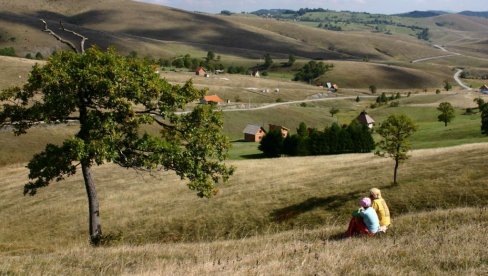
[359,197,371,208]
[369,188,382,199]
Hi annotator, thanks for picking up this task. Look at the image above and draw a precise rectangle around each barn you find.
[243,124,266,142]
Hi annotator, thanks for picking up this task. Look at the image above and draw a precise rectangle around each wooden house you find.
[195,67,206,76]
[356,111,375,129]
[243,124,266,142]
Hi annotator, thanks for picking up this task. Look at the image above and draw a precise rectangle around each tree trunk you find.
[82,164,102,245]
[393,158,399,185]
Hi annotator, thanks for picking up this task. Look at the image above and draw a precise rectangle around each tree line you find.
[259,121,375,158]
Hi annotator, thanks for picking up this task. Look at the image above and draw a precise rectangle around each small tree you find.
[375,114,417,185]
[264,53,273,68]
[287,54,296,66]
[369,85,377,94]
[330,107,339,117]
[437,102,455,127]
[0,21,233,245]
[444,80,452,91]
[206,51,215,62]
[355,96,360,102]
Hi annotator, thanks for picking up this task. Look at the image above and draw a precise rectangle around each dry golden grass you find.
[318,60,452,89]
[0,56,44,90]
[1,143,488,275]
[1,208,487,275]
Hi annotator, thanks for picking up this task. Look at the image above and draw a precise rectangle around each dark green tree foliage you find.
[369,85,377,94]
[0,47,234,244]
[0,47,16,56]
[278,121,374,157]
[437,102,455,126]
[287,54,296,66]
[481,104,488,135]
[258,129,284,157]
[417,28,430,41]
[294,61,333,82]
[264,53,273,68]
[206,51,215,62]
[376,92,388,104]
[444,80,452,91]
[35,52,44,60]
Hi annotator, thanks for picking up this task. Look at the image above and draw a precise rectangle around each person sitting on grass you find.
[369,188,391,232]
[344,197,380,238]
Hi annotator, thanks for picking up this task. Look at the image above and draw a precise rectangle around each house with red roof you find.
[195,67,206,76]
[200,95,224,105]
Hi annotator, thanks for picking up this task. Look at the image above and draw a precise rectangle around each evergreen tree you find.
[258,129,284,157]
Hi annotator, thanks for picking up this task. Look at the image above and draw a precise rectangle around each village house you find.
[356,111,375,129]
[200,95,224,105]
[269,124,289,138]
[195,67,206,76]
[480,85,488,94]
[243,124,266,142]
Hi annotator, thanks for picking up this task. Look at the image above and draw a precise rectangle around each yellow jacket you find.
[371,198,391,227]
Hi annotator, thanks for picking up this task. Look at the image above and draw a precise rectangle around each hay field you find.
[1,143,488,274]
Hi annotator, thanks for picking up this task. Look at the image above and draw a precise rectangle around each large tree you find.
[437,102,456,127]
[0,22,233,245]
[375,114,417,185]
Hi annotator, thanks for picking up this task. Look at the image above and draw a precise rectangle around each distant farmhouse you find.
[243,124,266,142]
[269,124,289,138]
[356,111,375,129]
[480,85,488,94]
[200,95,224,105]
[325,82,339,92]
[195,67,206,76]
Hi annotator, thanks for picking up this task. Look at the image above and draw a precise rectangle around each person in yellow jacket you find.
[369,188,391,231]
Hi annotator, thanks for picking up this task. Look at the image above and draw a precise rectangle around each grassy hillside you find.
[0,0,447,62]
[1,143,487,274]
[0,56,44,90]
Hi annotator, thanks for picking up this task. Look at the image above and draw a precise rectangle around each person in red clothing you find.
[344,197,380,238]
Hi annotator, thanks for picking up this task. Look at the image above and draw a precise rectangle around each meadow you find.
[1,143,488,274]
[2,2,488,274]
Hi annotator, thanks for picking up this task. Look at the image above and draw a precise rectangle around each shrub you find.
[390,101,399,107]
[0,47,16,57]
[436,89,441,94]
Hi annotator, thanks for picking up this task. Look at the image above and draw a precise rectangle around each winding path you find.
[454,69,472,90]
[412,45,471,90]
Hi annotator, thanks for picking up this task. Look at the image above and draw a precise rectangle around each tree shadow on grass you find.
[240,153,265,159]
[271,190,363,223]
